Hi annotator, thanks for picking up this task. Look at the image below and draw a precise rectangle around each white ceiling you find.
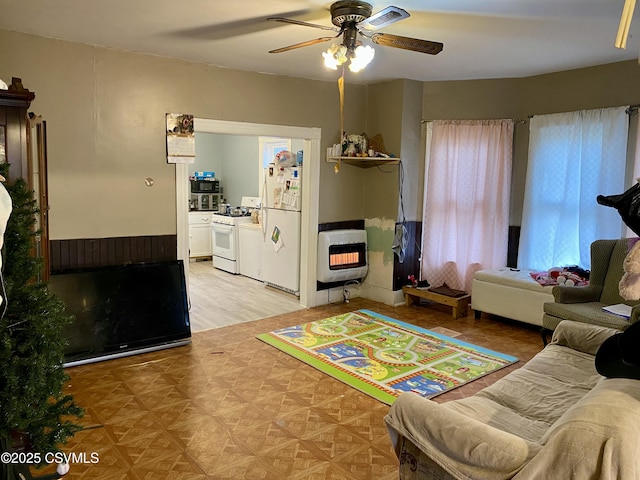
[1,0,638,84]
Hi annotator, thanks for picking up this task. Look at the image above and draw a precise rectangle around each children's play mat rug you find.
[257,309,518,405]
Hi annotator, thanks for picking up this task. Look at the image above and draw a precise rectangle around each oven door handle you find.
[212,223,234,234]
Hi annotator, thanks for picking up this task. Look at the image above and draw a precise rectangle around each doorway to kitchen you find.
[175,119,321,330]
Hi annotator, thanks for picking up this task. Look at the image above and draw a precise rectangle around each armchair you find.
[542,239,640,343]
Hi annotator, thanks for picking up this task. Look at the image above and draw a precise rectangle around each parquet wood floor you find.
[39,298,544,479]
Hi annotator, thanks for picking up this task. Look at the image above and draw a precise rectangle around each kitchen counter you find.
[238,222,262,230]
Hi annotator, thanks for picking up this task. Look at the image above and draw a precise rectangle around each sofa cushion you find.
[544,301,632,330]
[513,378,640,480]
[446,338,601,443]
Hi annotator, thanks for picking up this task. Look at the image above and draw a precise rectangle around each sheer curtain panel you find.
[421,119,514,292]
[518,107,629,271]
[625,111,640,237]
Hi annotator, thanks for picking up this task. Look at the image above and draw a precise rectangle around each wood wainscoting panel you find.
[318,219,366,232]
[50,235,177,273]
[393,221,421,291]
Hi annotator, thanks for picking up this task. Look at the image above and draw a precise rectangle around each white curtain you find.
[421,119,514,292]
[625,111,640,237]
[518,106,629,271]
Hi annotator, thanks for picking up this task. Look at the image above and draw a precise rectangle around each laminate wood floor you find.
[40,297,545,479]
[187,259,304,332]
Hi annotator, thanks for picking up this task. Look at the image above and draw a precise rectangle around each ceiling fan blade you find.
[267,17,338,32]
[370,33,443,55]
[170,10,316,40]
[269,37,335,53]
[358,6,409,31]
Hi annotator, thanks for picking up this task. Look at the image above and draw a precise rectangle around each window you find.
[259,137,290,168]
[258,137,290,192]
[517,107,629,270]
[421,120,514,291]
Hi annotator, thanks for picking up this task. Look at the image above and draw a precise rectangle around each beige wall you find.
[8,28,635,241]
[398,79,424,223]
[361,80,404,294]
[518,61,640,118]
[359,80,424,298]
[0,30,369,239]
[3,27,639,303]
[364,80,404,220]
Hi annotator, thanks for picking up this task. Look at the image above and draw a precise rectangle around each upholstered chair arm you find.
[552,284,602,304]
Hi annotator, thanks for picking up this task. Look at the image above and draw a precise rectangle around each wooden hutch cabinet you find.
[0,78,34,181]
[0,77,50,280]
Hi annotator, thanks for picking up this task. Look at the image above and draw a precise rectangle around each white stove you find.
[211,213,253,226]
[211,197,260,274]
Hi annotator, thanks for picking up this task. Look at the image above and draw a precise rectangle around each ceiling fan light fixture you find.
[270,2,443,67]
[348,44,375,72]
[323,43,348,69]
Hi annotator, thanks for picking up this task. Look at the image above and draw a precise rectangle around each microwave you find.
[191,179,220,193]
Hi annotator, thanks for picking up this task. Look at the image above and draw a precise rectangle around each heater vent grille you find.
[329,243,366,270]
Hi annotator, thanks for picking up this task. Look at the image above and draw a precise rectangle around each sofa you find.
[543,239,640,339]
[384,320,640,479]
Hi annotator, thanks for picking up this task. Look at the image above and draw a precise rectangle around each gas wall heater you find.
[317,229,368,283]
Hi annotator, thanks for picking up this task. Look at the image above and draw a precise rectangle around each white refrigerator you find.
[261,166,302,295]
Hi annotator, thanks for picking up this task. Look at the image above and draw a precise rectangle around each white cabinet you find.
[239,223,263,281]
[189,212,213,258]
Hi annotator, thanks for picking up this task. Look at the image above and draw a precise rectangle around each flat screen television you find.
[48,260,191,367]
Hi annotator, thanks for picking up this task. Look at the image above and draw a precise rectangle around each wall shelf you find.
[326,156,400,169]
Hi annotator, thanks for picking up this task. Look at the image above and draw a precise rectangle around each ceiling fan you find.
[267,1,443,68]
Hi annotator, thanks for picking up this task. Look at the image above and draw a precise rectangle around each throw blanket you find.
[530,268,589,287]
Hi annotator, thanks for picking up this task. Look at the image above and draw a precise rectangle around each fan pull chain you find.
[336,67,345,173]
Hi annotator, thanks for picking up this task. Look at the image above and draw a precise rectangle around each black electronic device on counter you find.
[48,260,191,367]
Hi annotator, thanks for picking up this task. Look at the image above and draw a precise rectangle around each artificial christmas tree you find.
[0,167,83,479]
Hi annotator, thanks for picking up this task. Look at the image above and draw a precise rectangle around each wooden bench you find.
[402,285,471,319]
